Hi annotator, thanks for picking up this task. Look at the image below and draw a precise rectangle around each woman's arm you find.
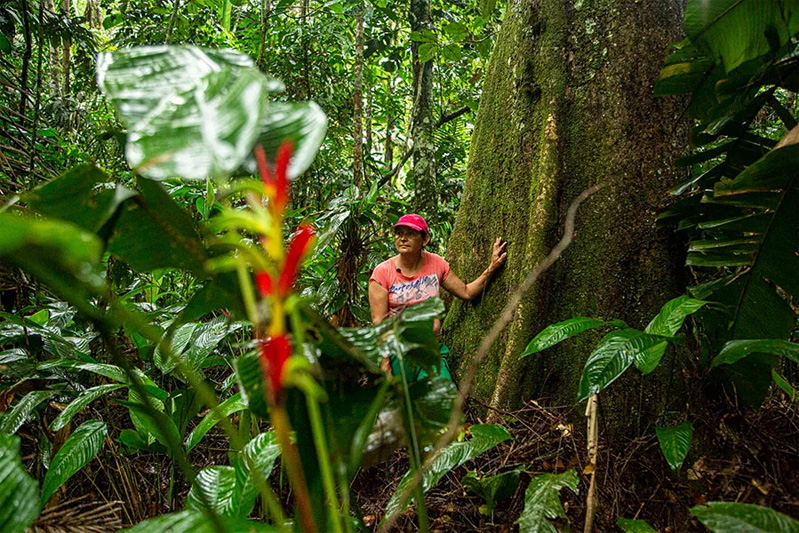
[368,281,392,374]
[442,237,507,300]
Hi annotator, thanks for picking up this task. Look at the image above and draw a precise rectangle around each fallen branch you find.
[378,184,604,532]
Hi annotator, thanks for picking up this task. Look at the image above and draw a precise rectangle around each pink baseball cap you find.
[393,214,429,234]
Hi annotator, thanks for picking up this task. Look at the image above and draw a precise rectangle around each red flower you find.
[278,224,315,296]
[258,334,291,401]
[255,271,272,297]
[253,141,293,212]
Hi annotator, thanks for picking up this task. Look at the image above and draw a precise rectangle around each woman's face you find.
[394,226,428,255]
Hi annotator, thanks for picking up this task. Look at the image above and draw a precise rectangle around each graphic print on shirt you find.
[389,273,439,307]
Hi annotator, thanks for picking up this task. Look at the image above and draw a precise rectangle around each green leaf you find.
[772,370,797,401]
[516,470,578,533]
[119,395,181,454]
[234,350,269,420]
[37,360,167,401]
[0,435,40,533]
[577,330,673,401]
[521,317,625,357]
[617,518,657,532]
[419,42,437,63]
[121,510,278,532]
[462,467,522,515]
[184,316,239,370]
[154,322,198,373]
[108,177,207,275]
[241,431,281,481]
[637,296,707,374]
[0,389,56,435]
[479,0,496,18]
[185,393,247,452]
[655,421,692,472]
[97,46,279,181]
[186,466,247,517]
[50,384,125,432]
[383,424,511,518]
[41,420,107,504]
[690,501,799,532]
[712,339,799,367]
[684,0,799,73]
[23,164,135,233]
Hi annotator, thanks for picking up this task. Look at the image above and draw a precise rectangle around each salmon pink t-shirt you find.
[370,251,450,332]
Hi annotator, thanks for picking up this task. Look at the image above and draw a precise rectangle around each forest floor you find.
[19,393,799,532]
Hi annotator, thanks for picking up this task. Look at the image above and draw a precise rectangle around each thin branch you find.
[436,105,471,128]
[377,184,604,532]
[377,148,412,188]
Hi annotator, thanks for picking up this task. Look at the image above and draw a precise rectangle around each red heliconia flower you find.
[278,224,315,296]
[255,271,272,297]
[258,334,291,401]
[273,140,293,211]
[254,144,273,188]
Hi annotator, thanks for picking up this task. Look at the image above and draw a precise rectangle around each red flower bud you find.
[278,224,315,296]
[258,334,291,401]
[274,140,293,211]
[255,271,272,297]
[254,144,273,189]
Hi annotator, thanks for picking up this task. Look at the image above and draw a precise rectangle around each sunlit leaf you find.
[690,502,799,532]
[638,296,706,374]
[41,420,107,504]
[186,466,249,518]
[50,384,125,432]
[154,322,198,373]
[0,435,40,533]
[516,470,578,533]
[655,421,692,472]
[121,510,278,532]
[185,393,247,452]
[521,317,625,357]
[0,389,56,435]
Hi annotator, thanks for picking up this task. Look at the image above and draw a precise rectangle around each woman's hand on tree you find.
[488,237,508,274]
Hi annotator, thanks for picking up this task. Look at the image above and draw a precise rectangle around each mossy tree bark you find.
[443,0,690,435]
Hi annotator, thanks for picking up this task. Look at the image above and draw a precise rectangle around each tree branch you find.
[436,105,471,128]
[377,184,604,532]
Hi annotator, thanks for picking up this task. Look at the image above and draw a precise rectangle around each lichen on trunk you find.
[443,0,689,436]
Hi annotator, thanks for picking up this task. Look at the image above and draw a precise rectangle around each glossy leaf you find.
[50,384,125,432]
[383,424,511,517]
[234,350,269,420]
[0,435,40,533]
[41,420,107,503]
[241,431,281,481]
[185,393,247,452]
[638,296,706,374]
[690,502,799,532]
[656,421,692,472]
[462,467,522,515]
[712,339,799,367]
[154,322,198,373]
[186,466,249,518]
[617,518,657,533]
[37,360,167,401]
[577,329,673,401]
[521,318,625,357]
[516,470,578,533]
[121,510,278,532]
[0,389,56,435]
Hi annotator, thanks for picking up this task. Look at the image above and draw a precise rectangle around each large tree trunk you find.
[409,0,436,221]
[443,0,689,436]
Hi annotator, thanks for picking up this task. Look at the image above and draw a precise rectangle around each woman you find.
[369,213,507,381]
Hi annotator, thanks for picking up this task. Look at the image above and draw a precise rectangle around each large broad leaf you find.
[577,329,674,402]
[154,322,198,374]
[617,518,657,532]
[684,0,799,73]
[97,45,326,181]
[0,435,40,533]
[516,470,578,533]
[37,359,167,402]
[712,339,799,367]
[240,431,281,482]
[40,420,107,503]
[185,393,247,452]
[0,389,56,435]
[23,164,135,233]
[108,177,207,275]
[186,466,252,518]
[383,424,511,518]
[655,421,692,472]
[234,350,269,420]
[521,318,625,357]
[50,384,125,432]
[121,510,278,532]
[462,467,522,516]
[690,502,799,532]
[638,296,707,374]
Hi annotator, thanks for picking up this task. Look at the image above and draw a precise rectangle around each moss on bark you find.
[443,0,690,436]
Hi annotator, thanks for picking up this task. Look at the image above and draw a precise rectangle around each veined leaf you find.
[41,420,107,504]
[0,389,56,435]
[516,470,578,533]
[154,322,198,374]
[617,518,657,532]
[577,330,673,401]
[235,350,269,420]
[521,318,625,357]
[241,431,281,481]
[712,339,799,367]
[638,296,706,374]
[121,510,278,532]
[383,424,511,518]
[0,435,40,533]
[37,360,167,401]
[690,501,799,532]
[185,393,247,452]
[186,466,249,518]
[656,421,692,472]
[50,384,125,432]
